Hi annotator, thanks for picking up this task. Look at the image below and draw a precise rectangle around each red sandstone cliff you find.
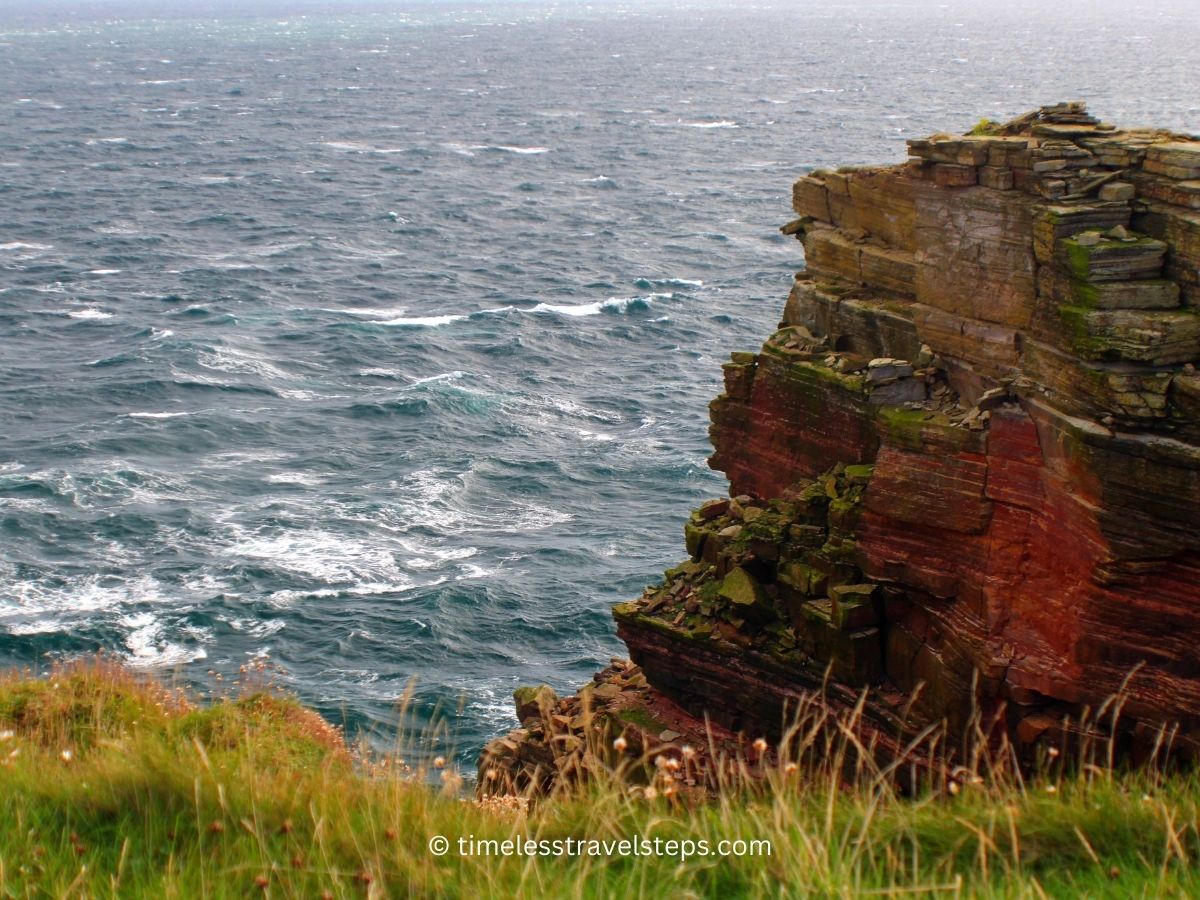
[481,105,1200,791]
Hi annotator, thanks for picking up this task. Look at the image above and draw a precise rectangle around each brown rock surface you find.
[480,104,1200,797]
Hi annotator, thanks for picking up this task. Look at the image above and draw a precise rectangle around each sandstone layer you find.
[481,104,1200,793]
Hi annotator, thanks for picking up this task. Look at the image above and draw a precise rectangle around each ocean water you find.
[1,0,1197,761]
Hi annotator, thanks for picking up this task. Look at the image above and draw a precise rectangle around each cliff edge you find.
[482,103,1200,794]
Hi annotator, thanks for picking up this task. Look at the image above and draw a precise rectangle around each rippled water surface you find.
[1,0,1197,758]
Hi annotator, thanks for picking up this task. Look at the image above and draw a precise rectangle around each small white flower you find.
[612,736,628,752]
[1045,784,1057,794]
[433,756,445,769]
[61,749,73,762]
[753,737,768,754]
[0,730,13,742]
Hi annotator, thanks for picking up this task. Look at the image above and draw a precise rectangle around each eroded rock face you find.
[480,104,1200,796]
[624,103,1200,760]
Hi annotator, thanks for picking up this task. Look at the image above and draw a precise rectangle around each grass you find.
[0,660,1198,898]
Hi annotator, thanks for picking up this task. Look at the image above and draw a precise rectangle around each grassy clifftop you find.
[0,661,1198,897]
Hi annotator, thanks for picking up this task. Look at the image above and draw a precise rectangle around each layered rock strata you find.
[481,104,1200,793]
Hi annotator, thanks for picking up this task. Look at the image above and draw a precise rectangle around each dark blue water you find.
[1,0,1198,760]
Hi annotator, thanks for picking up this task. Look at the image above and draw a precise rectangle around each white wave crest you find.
[472,144,551,154]
[0,241,52,252]
[264,471,325,486]
[378,313,468,327]
[67,308,114,320]
[319,140,409,154]
[121,612,209,667]
[528,294,663,317]
[375,307,513,327]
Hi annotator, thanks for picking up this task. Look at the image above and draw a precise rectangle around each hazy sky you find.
[2,0,1193,35]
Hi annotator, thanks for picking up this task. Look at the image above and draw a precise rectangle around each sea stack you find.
[481,103,1200,792]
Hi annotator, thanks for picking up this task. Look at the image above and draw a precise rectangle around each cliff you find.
[481,104,1200,793]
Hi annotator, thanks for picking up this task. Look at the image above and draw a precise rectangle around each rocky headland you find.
[480,103,1200,795]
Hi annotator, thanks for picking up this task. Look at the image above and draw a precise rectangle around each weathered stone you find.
[1129,172,1200,210]
[1032,201,1131,264]
[1057,233,1167,282]
[860,243,917,296]
[803,225,862,284]
[1144,142,1200,180]
[912,304,1021,373]
[684,523,708,560]
[864,445,993,535]
[914,184,1037,327]
[709,353,877,498]
[721,358,756,401]
[868,377,927,405]
[1132,202,1200,306]
[846,169,918,250]
[979,165,1015,190]
[1057,306,1200,365]
[1041,268,1181,310]
[792,175,831,221]
[865,358,914,383]
[1021,338,1175,424]
[1098,182,1136,202]
[829,584,879,630]
[784,280,922,361]
[514,684,558,723]
[912,138,992,166]
[932,163,978,187]
[718,567,773,620]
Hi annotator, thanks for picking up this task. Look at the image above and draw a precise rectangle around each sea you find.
[1,0,1197,763]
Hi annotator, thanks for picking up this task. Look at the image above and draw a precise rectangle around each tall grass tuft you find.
[0,658,1197,897]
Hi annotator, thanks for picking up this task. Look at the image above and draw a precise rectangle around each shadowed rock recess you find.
[479,104,1200,794]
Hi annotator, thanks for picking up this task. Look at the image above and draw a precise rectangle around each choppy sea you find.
[1,0,1197,761]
